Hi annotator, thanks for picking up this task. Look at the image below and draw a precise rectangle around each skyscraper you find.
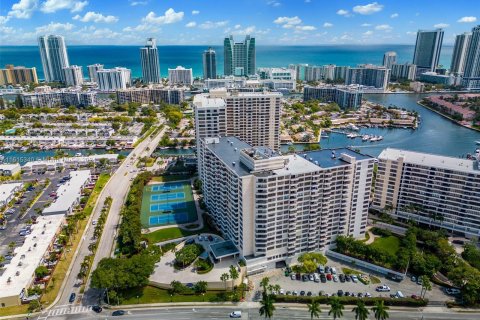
[140,38,161,83]
[0,65,38,85]
[224,35,255,76]
[450,32,472,75]
[87,64,104,83]
[202,47,217,79]
[63,65,84,87]
[412,29,444,76]
[168,66,193,86]
[462,25,480,90]
[38,35,70,82]
[382,51,397,69]
[96,67,131,91]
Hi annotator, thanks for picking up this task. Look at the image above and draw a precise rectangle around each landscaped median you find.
[273,294,428,307]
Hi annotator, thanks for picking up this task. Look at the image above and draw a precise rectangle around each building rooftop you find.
[193,94,226,109]
[23,154,119,168]
[303,148,373,169]
[209,240,240,260]
[379,148,479,173]
[42,170,90,215]
[0,214,64,300]
[0,182,23,204]
[205,137,252,177]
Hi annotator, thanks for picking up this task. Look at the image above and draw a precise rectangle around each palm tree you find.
[220,273,229,291]
[419,275,432,298]
[229,265,239,291]
[328,297,344,320]
[307,300,321,319]
[352,301,370,320]
[259,292,275,319]
[260,277,270,293]
[372,300,389,320]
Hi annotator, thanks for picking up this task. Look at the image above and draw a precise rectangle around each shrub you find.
[274,295,428,307]
[175,244,203,268]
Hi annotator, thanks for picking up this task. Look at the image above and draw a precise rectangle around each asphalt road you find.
[50,123,167,307]
[36,306,480,320]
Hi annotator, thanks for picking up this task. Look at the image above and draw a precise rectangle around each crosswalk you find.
[46,305,92,317]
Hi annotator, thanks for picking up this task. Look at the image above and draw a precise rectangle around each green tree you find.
[229,265,239,290]
[169,280,185,296]
[372,300,389,320]
[260,276,270,293]
[420,275,432,298]
[220,273,229,291]
[307,300,321,319]
[28,299,41,312]
[352,301,370,320]
[34,266,49,278]
[193,281,208,295]
[328,297,344,320]
[259,292,275,319]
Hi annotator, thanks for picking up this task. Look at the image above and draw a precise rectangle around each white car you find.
[351,275,358,283]
[92,220,97,225]
[309,274,314,281]
[279,289,285,295]
[291,274,296,280]
[365,292,372,297]
[333,275,339,282]
[376,285,391,292]
[229,311,242,318]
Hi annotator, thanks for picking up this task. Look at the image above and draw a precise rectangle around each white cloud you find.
[234,24,241,29]
[41,0,88,13]
[340,34,353,40]
[142,8,184,25]
[274,16,302,26]
[363,30,373,36]
[225,25,269,36]
[35,22,74,34]
[185,21,196,28]
[198,20,228,29]
[192,10,200,15]
[130,1,147,6]
[73,11,118,23]
[296,25,316,31]
[8,0,38,19]
[89,28,119,39]
[267,0,281,7]
[337,9,350,16]
[457,16,477,23]
[353,2,384,15]
[0,16,10,24]
[361,23,372,27]
[123,23,158,33]
[375,24,392,31]
[406,31,417,36]
[390,13,399,18]
[434,23,449,28]
[323,22,333,28]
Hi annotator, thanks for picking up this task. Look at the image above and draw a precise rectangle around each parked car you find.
[337,290,344,297]
[339,274,345,283]
[325,266,331,274]
[331,267,337,275]
[314,273,320,283]
[296,273,301,280]
[326,273,332,281]
[112,310,126,316]
[280,289,285,295]
[387,273,403,282]
[411,294,421,300]
[333,275,338,282]
[345,275,351,282]
[320,274,326,283]
[445,288,461,295]
[292,290,298,296]
[302,274,309,282]
[411,276,417,282]
[365,292,372,297]
[69,293,76,303]
[351,275,358,283]
[308,274,314,281]
[376,285,391,292]
[300,291,305,296]
[318,265,325,273]
[291,274,296,280]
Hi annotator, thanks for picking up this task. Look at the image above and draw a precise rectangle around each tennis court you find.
[141,179,197,227]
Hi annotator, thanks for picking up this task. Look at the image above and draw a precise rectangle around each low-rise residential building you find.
[0,214,64,307]
[21,89,97,107]
[390,63,417,81]
[198,137,374,272]
[409,81,425,92]
[303,85,364,109]
[42,170,91,216]
[22,154,118,174]
[0,164,21,176]
[422,95,476,121]
[419,72,455,86]
[345,64,391,92]
[373,148,480,238]
[204,76,247,90]
[0,182,23,207]
[116,87,185,105]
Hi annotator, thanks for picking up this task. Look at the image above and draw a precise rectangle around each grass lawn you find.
[41,173,110,305]
[143,225,212,243]
[369,235,401,256]
[150,174,194,183]
[0,305,29,317]
[120,286,233,304]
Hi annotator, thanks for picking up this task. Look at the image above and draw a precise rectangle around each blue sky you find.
[0,0,479,45]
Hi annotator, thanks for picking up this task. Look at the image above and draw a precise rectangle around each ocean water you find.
[0,45,453,80]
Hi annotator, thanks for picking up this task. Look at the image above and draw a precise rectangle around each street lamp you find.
[136,295,139,304]
[202,293,205,302]
[170,294,173,302]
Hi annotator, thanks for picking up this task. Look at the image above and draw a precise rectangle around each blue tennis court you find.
[151,192,185,202]
[151,182,184,192]
[149,212,189,225]
[150,202,187,212]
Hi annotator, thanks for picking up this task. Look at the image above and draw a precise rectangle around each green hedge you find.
[274,295,428,307]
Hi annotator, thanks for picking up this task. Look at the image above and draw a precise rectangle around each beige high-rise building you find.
[373,148,480,237]
[193,88,282,151]
[0,65,38,85]
[198,136,374,272]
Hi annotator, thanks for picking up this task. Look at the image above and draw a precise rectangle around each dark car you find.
[345,275,351,282]
[306,291,312,296]
[302,274,309,282]
[337,290,344,297]
[69,293,76,303]
[320,274,327,283]
[112,310,126,316]
[185,238,195,245]
[339,274,345,283]
[300,291,306,296]
[296,273,301,280]
[387,273,403,282]
[92,305,103,313]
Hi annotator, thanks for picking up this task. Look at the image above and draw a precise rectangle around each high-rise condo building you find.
[224,35,256,76]
[116,87,185,105]
[345,65,390,91]
[140,38,161,84]
[390,63,417,81]
[198,137,374,270]
[96,67,131,91]
[0,65,38,85]
[373,148,480,237]
[412,29,444,76]
[193,89,281,152]
[168,66,193,86]
[382,51,397,69]
[88,64,104,83]
[38,35,70,83]
[462,25,480,90]
[450,32,472,75]
[63,65,84,87]
[304,85,364,109]
[202,47,217,79]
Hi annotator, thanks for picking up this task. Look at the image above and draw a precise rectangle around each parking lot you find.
[249,258,451,303]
